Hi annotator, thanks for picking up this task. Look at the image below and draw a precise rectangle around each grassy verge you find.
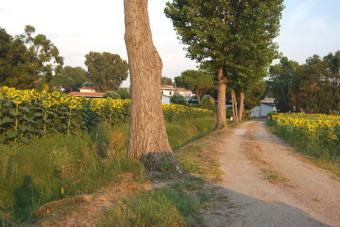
[0,116,215,223]
[175,130,225,182]
[98,180,202,227]
[267,121,340,178]
[97,121,225,227]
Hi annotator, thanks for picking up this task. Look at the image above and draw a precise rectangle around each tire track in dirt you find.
[202,120,340,227]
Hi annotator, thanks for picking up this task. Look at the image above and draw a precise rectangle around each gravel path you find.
[202,120,340,227]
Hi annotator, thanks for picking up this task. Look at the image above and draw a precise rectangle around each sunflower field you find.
[0,86,213,144]
[269,113,340,160]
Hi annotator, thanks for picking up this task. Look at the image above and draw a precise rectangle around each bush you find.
[200,95,215,110]
[104,91,120,99]
[170,94,187,105]
[116,88,130,99]
[90,122,113,159]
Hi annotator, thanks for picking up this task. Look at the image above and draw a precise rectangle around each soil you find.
[201,120,340,227]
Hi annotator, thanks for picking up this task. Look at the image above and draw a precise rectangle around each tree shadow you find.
[196,181,329,227]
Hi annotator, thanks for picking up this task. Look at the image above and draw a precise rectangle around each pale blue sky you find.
[1,0,340,83]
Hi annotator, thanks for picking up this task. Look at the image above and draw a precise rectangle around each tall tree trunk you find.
[231,89,239,121]
[124,0,172,159]
[238,91,245,121]
[216,66,227,128]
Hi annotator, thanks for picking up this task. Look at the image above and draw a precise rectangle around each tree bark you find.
[231,89,239,121]
[124,0,172,159]
[238,91,245,121]
[216,66,227,128]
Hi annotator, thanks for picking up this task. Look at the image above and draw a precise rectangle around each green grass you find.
[0,134,145,222]
[176,131,225,182]
[0,116,216,223]
[98,182,201,227]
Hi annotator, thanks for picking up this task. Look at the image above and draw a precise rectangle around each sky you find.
[1,0,340,86]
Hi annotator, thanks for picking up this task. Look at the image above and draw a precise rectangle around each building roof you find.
[80,86,96,90]
[261,97,275,104]
[176,88,192,93]
[69,92,104,98]
[161,85,176,90]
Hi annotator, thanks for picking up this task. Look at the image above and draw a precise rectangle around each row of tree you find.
[269,53,340,114]
[0,26,128,92]
[165,0,284,127]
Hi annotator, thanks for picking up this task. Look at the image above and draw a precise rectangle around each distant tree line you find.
[0,26,128,92]
[269,52,340,114]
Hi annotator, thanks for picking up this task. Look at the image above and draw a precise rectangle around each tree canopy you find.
[0,26,63,88]
[165,0,284,125]
[49,66,89,91]
[269,53,340,113]
[161,77,174,86]
[85,52,128,91]
[175,70,214,102]
[21,25,64,83]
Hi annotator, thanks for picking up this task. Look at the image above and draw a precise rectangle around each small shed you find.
[251,98,277,118]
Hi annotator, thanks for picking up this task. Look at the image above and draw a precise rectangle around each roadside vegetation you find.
[0,86,215,224]
[268,113,340,176]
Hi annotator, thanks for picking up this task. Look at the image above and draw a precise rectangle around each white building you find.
[70,86,104,98]
[161,85,194,97]
[161,85,194,104]
[161,85,176,96]
[251,98,277,118]
[79,87,96,93]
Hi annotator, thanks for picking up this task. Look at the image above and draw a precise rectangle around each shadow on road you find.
[200,182,329,227]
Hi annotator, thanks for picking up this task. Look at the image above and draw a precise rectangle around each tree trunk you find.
[238,91,245,121]
[231,89,239,121]
[124,0,172,159]
[196,92,201,104]
[216,66,227,128]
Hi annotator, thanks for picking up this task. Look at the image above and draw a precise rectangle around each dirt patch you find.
[34,174,150,227]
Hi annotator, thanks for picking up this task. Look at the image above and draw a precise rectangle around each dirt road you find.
[202,120,340,227]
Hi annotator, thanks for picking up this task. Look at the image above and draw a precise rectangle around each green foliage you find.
[116,88,130,99]
[170,94,187,105]
[0,27,35,89]
[0,133,145,223]
[90,122,113,159]
[175,70,214,102]
[268,118,339,161]
[49,66,89,91]
[0,25,64,89]
[269,53,340,113]
[99,187,199,227]
[85,52,128,92]
[165,0,283,114]
[200,95,215,110]
[166,117,215,149]
[0,115,215,223]
[0,86,213,144]
[22,25,64,83]
[244,80,267,110]
[103,91,120,99]
[13,176,39,222]
[161,77,174,86]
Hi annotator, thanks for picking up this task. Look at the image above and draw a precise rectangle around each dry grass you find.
[176,131,225,183]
